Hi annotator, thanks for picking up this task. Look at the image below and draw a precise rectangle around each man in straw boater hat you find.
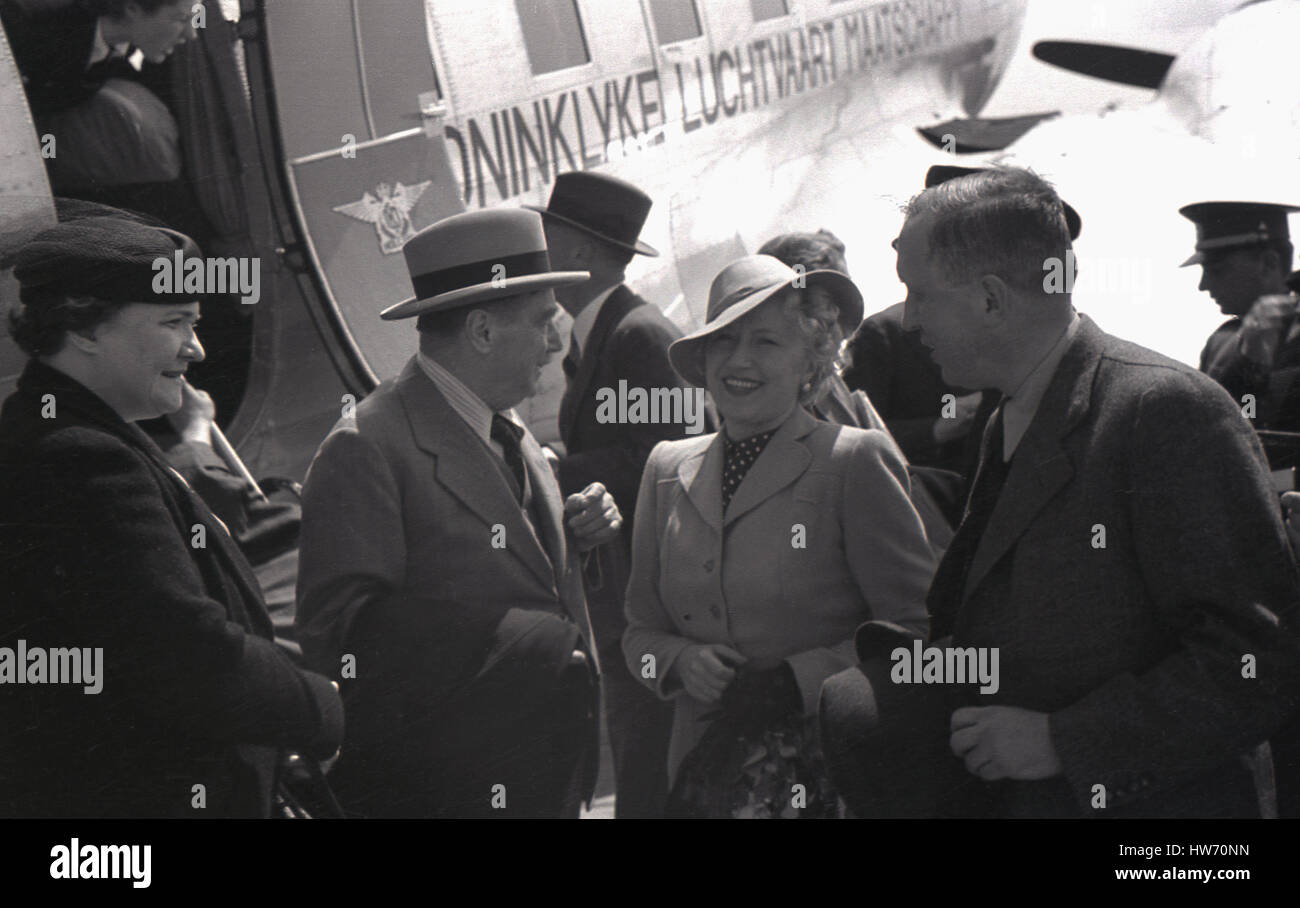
[526,171,701,817]
[1181,200,1300,465]
[819,166,1300,818]
[295,208,625,818]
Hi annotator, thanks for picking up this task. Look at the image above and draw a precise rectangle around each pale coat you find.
[622,406,935,782]
[295,357,599,816]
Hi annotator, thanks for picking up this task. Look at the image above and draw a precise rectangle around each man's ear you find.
[1261,247,1284,278]
[463,308,494,354]
[978,274,1010,318]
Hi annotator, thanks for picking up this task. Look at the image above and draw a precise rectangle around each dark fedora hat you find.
[818,622,966,818]
[525,171,660,257]
[1178,200,1300,267]
[381,209,589,320]
[668,254,862,388]
[925,164,1083,241]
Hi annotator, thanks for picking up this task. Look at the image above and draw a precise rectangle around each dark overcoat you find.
[0,361,343,817]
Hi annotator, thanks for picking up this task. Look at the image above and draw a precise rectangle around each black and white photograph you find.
[0,0,1296,890]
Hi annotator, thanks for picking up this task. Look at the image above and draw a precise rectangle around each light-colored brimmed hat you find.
[380,209,589,320]
[667,254,863,387]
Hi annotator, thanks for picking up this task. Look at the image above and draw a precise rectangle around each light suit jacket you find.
[295,357,598,814]
[622,406,935,782]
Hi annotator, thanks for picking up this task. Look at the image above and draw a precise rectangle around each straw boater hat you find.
[380,209,589,320]
[667,254,863,388]
[525,171,660,257]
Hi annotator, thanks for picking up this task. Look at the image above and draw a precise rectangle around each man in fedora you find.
[294,208,624,818]
[1182,200,1300,466]
[821,167,1300,818]
[527,171,698,817]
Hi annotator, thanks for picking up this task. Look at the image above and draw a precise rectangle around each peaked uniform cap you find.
[1178,200,1300,267]
[524,171,660,257]
[668,254,863,388]
[381,208,590,320]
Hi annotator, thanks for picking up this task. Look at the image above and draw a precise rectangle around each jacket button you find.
[709,604,721,620]
[683,614,692,621]
[703,559,714,572]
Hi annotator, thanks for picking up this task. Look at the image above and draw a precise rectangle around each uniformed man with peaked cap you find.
[1182,200,1300,463]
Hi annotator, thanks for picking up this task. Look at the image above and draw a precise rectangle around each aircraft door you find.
[258,0,465,385]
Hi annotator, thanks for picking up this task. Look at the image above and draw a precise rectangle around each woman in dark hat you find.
[0,214,343,817]
[621,254,935,817]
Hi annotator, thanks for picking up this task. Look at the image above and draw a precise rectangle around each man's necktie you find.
[491,413,527,504]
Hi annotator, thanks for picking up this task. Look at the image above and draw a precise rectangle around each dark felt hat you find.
[11,214,202,307]
[668,254,863,388]
[924,164,1083,241]
[819,622,967,818]
[1178,200,1300,267]
[525,171,660,257]
[381,208,589,320]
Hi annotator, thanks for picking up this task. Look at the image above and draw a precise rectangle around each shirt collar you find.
[415,350,498,448]
[1001,311,1081,458]
[570,284,618,359]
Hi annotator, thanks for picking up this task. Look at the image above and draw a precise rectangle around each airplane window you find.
[649,0,703,44]
[515,0,591,75]
[749,0,789,21]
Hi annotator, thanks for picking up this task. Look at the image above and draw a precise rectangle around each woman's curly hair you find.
[8,290,124,358]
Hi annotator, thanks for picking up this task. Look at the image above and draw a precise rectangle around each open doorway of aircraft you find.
[1,0,1293,481]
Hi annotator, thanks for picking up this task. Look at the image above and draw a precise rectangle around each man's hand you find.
[949,705,1063,781]
[166,379,217,447]
[564,482,622,552]
[1281,491,1300,555]
[1237,295,1296,365]
[672,644,747,705]
[932,391,982,445]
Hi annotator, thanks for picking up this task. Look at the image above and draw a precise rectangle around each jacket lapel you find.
[560,285,640,446]
[962,319,1102,599]
[396,359,558,593]
[520,427,567,583]
[679,434,726,533]
[723,407,817,527]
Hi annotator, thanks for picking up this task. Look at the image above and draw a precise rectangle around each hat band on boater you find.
[409,250,552,300]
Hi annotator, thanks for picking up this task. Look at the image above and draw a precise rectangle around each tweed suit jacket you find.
[929,317,1300,817]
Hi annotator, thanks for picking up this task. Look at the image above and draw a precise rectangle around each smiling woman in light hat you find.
[622,254,936,818]
[0,213,343,817]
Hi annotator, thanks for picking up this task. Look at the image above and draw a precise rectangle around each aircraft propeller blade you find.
[1032,40,1176,90]
[916,112,1060,154]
